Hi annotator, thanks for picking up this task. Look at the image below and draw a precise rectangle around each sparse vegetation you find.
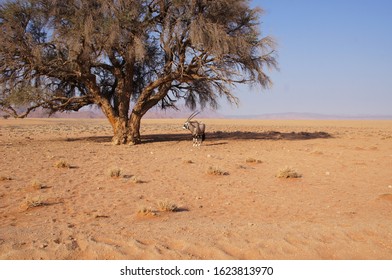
[137,200,180,216]
[207,166,229,176]
[137,207,157,216]
[54,160,71,169]
[130,175,143,184]
[245,158,262,163]
[108,167,122,178]
[22,196,48,210]
[0,176,12,181]
[31,179,45,190]
[3,116,392,260]
[276,167,302,178]
[157,201,178,212]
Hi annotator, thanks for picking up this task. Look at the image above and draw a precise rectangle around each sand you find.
[0,118,391,260]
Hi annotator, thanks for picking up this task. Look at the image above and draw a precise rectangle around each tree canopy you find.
[0,0,277,144]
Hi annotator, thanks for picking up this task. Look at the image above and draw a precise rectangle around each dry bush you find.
[108,167,122,178]
[130,175,143,184]
[21,196,48,210]
[276,167,302,178]
[54,160,71,168]
[0,176,12,181]
[157,201,178,212]
[30,179,45,190]
[183,159,194,164]
[245,158,262,163]
[137,207,157,216]
[207,166,229,176]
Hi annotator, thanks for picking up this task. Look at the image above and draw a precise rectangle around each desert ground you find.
[0,117,391,260]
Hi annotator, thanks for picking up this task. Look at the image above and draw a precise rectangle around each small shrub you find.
[54,160,70,168]
[108,167,122,178]
[137,207,157,216]
[245,158,262,163]
[276,167,302,178]
[21,196,48,210]
[157,201,178,212]
[207,166,229,176]
[0,176,12,181]
[31,179,45,190]
[130,175,143,184]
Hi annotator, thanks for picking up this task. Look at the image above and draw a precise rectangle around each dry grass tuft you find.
[21,196,48,210]
[54,160,71,168]
[207,166,229,176]
[31,179,46,190]
[0,176,12,181]
[276,167,302,178]
[108,167,122,178]
[245,158,262,163]
[157,201,178,212]
[130,175,143,184]
[137,207,157,216]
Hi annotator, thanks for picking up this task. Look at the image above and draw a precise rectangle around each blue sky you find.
[220,0,392,116]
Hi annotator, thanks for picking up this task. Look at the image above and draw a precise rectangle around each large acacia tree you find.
[0,0,277,144]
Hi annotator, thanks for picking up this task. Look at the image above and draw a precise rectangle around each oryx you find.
[183,111,206,146]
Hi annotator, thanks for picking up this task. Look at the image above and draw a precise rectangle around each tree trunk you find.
[98,98,130,145]
[127,85,171,145]
[128,111,142,145]
[112,117,129,145]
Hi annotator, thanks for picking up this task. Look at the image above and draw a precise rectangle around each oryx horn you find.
[187,111,200,121]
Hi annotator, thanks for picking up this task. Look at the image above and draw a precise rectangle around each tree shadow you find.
[65,136,112,143]
[142,130,332,143]
[64,130,332,144]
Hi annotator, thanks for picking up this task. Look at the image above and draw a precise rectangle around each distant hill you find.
[225,112,392,120]
[21,108,392,120]
[27,108,105,119]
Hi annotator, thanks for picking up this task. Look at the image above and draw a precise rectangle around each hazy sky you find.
[221,0,392,116]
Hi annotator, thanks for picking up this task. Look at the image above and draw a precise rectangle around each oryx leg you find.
[196,135,202,146]
[193,136,197,147]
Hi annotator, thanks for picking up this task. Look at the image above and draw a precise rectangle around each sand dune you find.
[1,118,391,259]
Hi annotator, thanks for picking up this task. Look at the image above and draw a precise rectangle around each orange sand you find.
[1,118,391,259]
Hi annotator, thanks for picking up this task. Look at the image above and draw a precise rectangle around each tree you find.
[0,0,277,144]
